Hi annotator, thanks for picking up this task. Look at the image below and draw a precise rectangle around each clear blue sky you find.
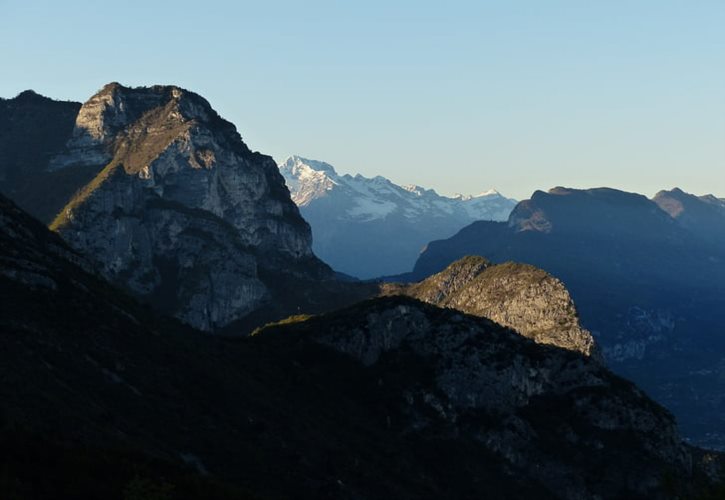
[1,0,723,200]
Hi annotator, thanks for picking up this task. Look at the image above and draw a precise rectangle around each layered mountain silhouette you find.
[0,85,374,332]
[4,84,725,498]
[1,191,722,499]
[401,186,725,448]
[279,155,516,278]
[654,187,725,246]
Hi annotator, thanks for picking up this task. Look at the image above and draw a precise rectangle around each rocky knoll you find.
[385,256,598,358]
[256,297,720,499]
[0,84,370,332]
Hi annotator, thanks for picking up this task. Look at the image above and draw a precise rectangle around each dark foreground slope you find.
[1,194,723,499]
[404,187,725,448]
[0,90,83,221]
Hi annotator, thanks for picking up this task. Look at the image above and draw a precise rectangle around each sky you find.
[1,0,724,200]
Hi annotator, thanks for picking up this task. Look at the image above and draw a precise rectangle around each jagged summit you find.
[280,155,338,175]
[49,82,251,173]
[279,155,517,277]
[452,188,501,200]
[0,83,354,331]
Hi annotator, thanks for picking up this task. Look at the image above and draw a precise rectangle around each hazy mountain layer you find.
[654,187,725,246]
[279,155,516,278]
[402,186,725,449]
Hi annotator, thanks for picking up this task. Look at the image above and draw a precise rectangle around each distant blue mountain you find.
[279,155,517,278]
[404,185,725,449]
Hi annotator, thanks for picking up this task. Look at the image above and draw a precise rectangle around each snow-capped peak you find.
[476,188,501,198]
[279,155,337,177]
[277,156,518,278]
[278,156,341,206]
[278,155,516,223]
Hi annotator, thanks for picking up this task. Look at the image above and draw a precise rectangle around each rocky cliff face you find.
[387,256,598,358]
[1,83,343,331]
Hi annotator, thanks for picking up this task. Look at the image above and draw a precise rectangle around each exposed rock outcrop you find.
[256,296,720,499]
[1,83,354,331]
[386,256,598,358]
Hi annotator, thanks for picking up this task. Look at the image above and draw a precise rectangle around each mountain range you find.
[1,190,721,499]
[401,186,725,449]
[279,155,516,278]
[2,84,725,498]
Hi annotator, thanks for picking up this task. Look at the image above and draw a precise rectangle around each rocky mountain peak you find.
[49,83,245,172]
[280,155,338,175]
[390,255,600,358]
[1,83,344,331]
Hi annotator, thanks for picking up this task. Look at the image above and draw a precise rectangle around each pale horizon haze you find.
[1,0,723,200]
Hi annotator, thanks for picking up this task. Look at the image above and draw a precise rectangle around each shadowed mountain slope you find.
[654,187,725,246]
[2,193,723,499]
[403,186,725,449]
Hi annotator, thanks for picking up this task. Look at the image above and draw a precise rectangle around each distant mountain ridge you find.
[654,187,725,245]
[402,185,725,449]
[279,155,517,278]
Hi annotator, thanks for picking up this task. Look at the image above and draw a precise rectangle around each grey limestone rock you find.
[388,256,599,358]
[46,83,327,331]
